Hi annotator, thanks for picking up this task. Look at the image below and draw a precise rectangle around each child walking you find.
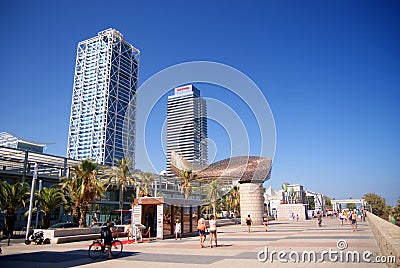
[175,219,182,240]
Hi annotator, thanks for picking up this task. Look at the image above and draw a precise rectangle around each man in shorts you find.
[351,210,358,231]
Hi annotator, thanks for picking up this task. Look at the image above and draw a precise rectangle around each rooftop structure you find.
[170,150,272,184]
[0,132,46,153]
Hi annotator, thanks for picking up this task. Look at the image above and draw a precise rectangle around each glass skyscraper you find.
[67,28,140,166]
[166,85,207,175]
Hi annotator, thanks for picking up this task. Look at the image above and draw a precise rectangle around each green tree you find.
[178,169,197,199]
[307,196,315,210]
[393,197,400,221]
[363,193,387,218]
[60,175,82,224]
[346,203,357,210]
[0,181,30,236]
[135,171,154,197]
[204,178,224,216]
[325,196,332,210]
[61,159,107,227]
[229,185,240,216]
[220,194,230,212]
[201,203,212,216]
[26,186,66,229]
[106,158,136,223]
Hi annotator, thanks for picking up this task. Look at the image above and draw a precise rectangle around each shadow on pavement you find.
[214,244,233,248]
[268,222,290,225]
[0,249,138,266]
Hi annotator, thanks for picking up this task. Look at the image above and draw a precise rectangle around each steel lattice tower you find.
[67,28,140,166]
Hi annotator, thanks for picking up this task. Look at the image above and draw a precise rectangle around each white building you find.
[264,186,281,217]
[0,132,46,153]
[166,85,207,175]
[305,190,326,215]
[67,28,140,166]
[265,184,309,220]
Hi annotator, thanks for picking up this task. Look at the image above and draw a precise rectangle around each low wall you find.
[276,204,307,221]
[34,227,101,244]
[367,212,400,267]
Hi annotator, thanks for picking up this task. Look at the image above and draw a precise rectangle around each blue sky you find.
[0,1,399,205]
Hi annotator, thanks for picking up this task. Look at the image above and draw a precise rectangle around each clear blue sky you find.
[0,1,399,205]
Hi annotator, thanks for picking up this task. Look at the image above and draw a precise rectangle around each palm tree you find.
[204,178,224,216]
[105,158,136,223]
[32,186,66,229]
[61,159,107,227]
[0,181,30,236]
[135,171,154,197]
[201,203,212,218]
[60,175,82,224]
[178,169,197,199]
[229,185,240,217]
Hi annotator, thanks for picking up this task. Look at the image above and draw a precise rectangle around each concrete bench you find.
[34,227,102,244]
[54,234,100,244]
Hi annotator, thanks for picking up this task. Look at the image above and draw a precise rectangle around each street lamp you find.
[25,163,37,243]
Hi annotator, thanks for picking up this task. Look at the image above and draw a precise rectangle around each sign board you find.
[132,205,141,225]
[174,85,192,95]
[156,204,163,239]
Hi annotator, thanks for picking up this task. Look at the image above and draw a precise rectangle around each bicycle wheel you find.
[110,240,123,257]
[88,241,103,260]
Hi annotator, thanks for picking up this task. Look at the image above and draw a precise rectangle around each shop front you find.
[132,197,203,239]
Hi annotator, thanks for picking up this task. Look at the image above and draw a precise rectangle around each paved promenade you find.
[0,217,392,267]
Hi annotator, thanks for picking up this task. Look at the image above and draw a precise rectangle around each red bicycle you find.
[88,238,123,260]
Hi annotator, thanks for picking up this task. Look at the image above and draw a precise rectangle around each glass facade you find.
[183,206,191,233]
[163,204,172,236]
[0,132,45,153]
[166,85,207,175]
[67,29,140,166]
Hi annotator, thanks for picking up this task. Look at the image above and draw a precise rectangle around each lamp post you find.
[25,163,38,243]
[35,179,42,228]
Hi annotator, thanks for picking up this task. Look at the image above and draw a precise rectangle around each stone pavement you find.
[0,217,393,267]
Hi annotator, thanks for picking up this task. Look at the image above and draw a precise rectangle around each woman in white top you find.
[175,219,182,240]
[208,215,218,248]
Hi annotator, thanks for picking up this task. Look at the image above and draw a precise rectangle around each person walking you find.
[246,215,253,233]
[174,219,182,240]
[317,212,322,227]
[351,210,358,231]
[339,210,345,226]
[262,215,269,232]
[208,215,218,248]
[343,210,348,223]
[197,217,207,248]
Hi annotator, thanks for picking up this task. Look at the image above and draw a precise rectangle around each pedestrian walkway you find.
[0,218,390,267]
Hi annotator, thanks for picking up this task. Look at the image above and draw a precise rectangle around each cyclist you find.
[101,221,114,258]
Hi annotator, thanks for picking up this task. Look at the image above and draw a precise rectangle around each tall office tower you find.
[67,28,140,166]
[166,85,208,175]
